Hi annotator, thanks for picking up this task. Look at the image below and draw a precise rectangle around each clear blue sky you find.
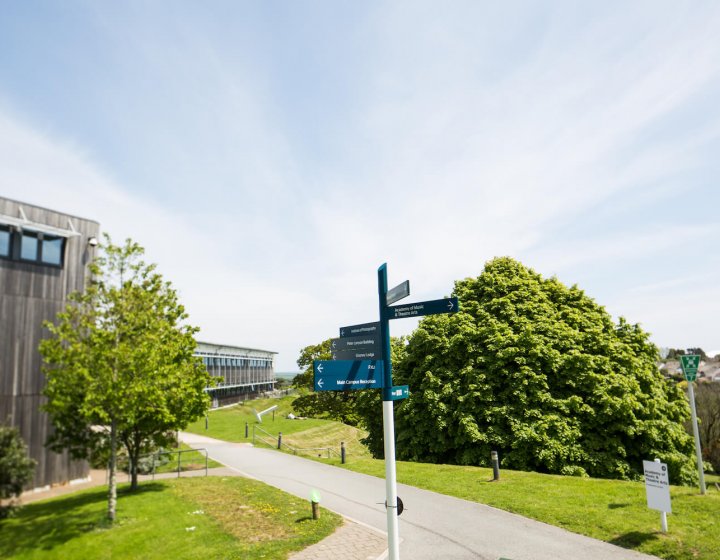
[1,1,719,370]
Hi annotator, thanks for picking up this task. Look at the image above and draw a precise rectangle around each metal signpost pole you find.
[378,263,401,560]
[687,380,706,494]
[681,355,706,495]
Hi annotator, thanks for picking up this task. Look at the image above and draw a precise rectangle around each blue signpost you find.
[377,264,459,560]
[313,264,458,560]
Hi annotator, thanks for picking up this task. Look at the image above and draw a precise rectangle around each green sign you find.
[680,354,700,382]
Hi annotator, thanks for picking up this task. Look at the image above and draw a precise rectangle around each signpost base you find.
[382,400,400,560]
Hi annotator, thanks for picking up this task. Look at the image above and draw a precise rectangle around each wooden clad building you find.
[0,197,99,489]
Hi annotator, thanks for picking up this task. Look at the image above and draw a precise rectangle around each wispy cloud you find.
[2,3,720,368]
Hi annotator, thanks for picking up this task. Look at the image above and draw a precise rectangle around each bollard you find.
[310,489,321,520]
[205,415,208,430]
[311,500,319,520]
[491,450,500,481]
[341,442,346,464]
[277,432,282,449]
[245,422,249,439]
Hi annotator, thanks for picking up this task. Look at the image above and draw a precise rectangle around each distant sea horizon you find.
[275,371,300,380]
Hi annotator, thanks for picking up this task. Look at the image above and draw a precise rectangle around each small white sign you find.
[643,460,671,513]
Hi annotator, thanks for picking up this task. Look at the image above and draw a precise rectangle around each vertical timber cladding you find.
[0,196,100,489]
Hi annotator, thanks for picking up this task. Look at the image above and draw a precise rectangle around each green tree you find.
[0,425,36,519]
[40,236,211,522]
[364,258,695,484]
[292,339,362,425]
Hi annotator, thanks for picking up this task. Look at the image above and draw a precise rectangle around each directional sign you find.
[339,321,380,338]
[314,360,385,391]
[386,297,459,320]
[386,280,410,306]
[680,354,700,382]
[331,333,380,353]
[333,348,381,361]
[388,385,409,401]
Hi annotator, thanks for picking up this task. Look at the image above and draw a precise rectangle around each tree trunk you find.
[129,441,139,491]
[107,418,117,522]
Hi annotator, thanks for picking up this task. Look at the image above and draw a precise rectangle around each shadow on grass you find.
[609,531,659,549]
[0,483,167,557]
[607,503,630,509]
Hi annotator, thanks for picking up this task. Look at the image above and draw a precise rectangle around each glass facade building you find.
[195,342,276,407]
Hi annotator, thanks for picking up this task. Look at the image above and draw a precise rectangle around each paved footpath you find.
[181,432,661,560]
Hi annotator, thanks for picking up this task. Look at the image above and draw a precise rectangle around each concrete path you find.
[180,432,661,560]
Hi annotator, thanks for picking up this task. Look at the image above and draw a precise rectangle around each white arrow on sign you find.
[318,378,324,388]
[340,329,345,336]
[317,363,324,374]
[447,300,454,310]
[332,340,337,349]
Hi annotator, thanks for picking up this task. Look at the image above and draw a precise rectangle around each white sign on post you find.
[643,460,671,513]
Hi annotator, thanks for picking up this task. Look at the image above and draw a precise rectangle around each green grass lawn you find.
[189,397,720,559]
[186,397,329,443]
[186,397,369,461]
[331,458,720,560]
[0,477,341,560]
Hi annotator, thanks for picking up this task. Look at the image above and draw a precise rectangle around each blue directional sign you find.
[333,348,381,361]
[331,334,380,352]
[314,360,385,391]
[339,321,380,338]
[385,297,459,320]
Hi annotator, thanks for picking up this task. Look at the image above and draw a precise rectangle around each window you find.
[0,226,9,258]
[41,235,64,265]
[1,228,66,267]
[20,233,38,261]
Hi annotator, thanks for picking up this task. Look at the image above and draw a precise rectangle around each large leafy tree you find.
[40,236,211,521]
[367,258,695,484]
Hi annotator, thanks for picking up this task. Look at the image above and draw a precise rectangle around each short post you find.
[655,458,668,533]
[491,450,500,481]
[177,450,181,478]
[277,432,282,449]
[205,414,209,430]
[310,489,321,520]
[245,422,249,439]
[273,409,276,422]
[341,441,346,464]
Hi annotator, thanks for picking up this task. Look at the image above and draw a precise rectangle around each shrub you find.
[0,425,36,519]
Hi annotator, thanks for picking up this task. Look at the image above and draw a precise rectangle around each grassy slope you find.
[0,477,341,560]
[185,397,369,459]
